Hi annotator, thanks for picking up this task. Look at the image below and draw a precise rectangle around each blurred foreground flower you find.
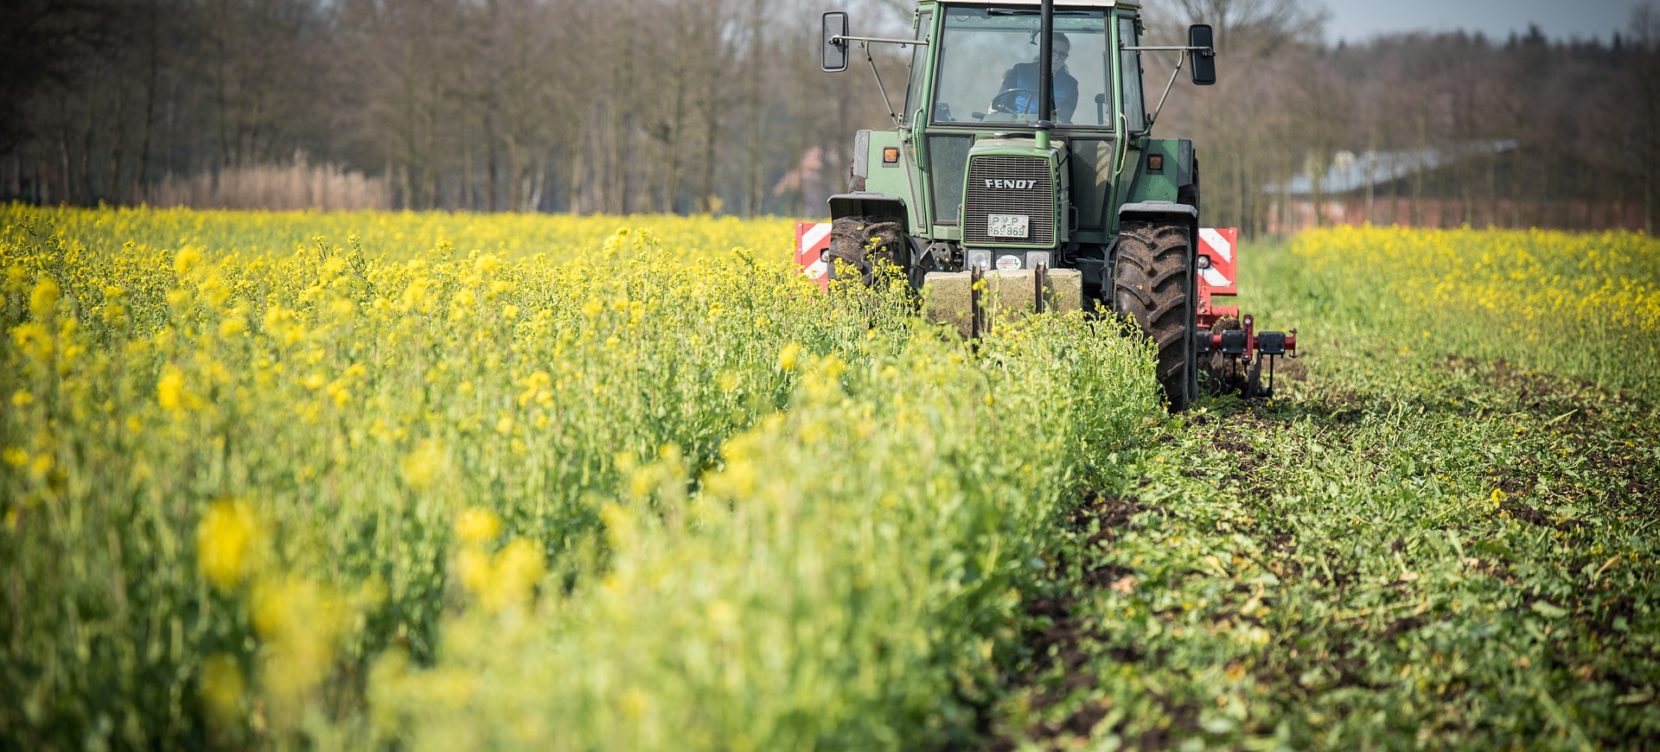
[196,499,263,591]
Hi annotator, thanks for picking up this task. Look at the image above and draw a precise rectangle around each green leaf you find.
[1530,600,1569,619]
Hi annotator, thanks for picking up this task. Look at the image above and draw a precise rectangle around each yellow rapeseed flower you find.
[456,546,493,595]
[29,278,60,320]
[219,315,247,338]
[455,506,503,545]
[777,341,802,372]
[481,539,545,613]
[196,499,262,591]
[174,246,204,277]
[157,365,186,412]
[10,323,51,362]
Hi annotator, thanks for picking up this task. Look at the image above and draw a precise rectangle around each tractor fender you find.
[1118,200,1197,222]
[1118,201,1200,254]
[1117,200,1198,264]
[1174,140,1196,196]
[826,192,913,281]
[828,192,909,227]
[849,130,871,190]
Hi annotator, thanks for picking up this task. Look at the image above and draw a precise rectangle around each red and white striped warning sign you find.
[795,222,831,290]
[1197,227,1237,298]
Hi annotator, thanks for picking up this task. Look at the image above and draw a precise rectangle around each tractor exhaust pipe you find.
[1036,0,1054,148]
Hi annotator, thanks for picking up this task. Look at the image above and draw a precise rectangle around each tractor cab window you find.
[903,11,933,121]
[1118,16,1146,130]
[931,7,1110,127]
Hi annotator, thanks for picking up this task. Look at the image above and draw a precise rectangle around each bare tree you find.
[1631,2,1660,233]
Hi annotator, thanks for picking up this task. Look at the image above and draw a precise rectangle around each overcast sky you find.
[1321,0,1652,44]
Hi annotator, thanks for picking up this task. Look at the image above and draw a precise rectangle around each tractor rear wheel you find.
[828,216,905,285]
[1114,222,1198,410]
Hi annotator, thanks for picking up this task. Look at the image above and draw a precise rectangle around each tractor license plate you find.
[986,214,1029,239]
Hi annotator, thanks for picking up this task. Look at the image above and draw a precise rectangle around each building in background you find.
[1267,141,1648,233]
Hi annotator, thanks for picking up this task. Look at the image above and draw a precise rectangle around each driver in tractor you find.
[993,32,1078,123]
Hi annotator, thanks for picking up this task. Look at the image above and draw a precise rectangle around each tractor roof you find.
[930,0,1135,8]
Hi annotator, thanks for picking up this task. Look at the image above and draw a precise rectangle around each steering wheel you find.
[989,88,1038,115]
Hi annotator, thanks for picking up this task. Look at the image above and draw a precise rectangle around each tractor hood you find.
[968,135,1063,156]
[960,137,1071,250]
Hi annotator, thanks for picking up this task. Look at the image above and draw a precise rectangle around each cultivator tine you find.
[1201,318,1298,399]
[970,266,985,339]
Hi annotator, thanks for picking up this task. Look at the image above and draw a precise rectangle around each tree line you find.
[3,0,1656,233]
[1,0,894,216]
[1147,0,1660,234]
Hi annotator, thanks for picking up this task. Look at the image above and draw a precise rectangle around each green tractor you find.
[817,0,1293,409]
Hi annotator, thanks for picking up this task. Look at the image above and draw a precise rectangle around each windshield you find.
[932,7,1110,127]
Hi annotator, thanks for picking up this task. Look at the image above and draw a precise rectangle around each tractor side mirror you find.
[1188,24,1216,85]
[822,12,849,72]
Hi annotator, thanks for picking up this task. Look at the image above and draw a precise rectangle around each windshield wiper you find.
[986,8,1091,15]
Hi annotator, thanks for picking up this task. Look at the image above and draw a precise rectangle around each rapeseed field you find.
[0,206,1158,748]
[3,207,1656,749]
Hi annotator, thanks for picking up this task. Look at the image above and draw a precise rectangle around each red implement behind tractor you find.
[1193,227,1297,397]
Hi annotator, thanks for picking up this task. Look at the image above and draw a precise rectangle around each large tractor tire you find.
[1114,222,1198,410]
[827,216,905,285]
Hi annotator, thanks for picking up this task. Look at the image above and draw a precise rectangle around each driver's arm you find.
[998,64,1020,93]
[989,65,1021,112]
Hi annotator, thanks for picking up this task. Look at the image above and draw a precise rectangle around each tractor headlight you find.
[1025,251,1051,269]
[966,249,992,271]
